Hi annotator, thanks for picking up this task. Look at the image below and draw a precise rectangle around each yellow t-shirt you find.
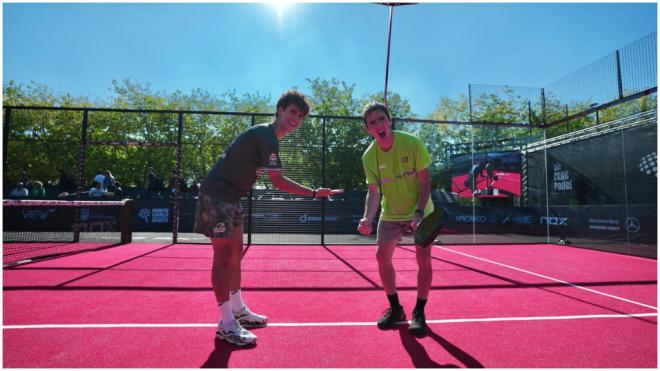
[362,131,434,221]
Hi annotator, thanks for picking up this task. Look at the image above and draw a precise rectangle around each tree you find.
[3,81,92,190]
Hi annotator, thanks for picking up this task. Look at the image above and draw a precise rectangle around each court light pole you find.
[379,3,416,107]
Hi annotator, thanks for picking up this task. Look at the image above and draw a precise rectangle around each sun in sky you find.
[272,0,289,29]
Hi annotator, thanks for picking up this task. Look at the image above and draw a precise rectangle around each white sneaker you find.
[234,306,268,327]
[215,319,257,346]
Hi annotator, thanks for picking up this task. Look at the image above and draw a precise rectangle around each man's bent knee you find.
[376,244,396,264]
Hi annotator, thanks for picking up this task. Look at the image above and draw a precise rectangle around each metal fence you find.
[4,105,656,257]
[3,106,543,243]
[469,31,657,128]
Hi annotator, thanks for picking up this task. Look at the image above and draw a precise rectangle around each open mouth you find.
[378,131,386,138]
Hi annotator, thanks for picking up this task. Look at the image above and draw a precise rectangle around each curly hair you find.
[276,90,311,117]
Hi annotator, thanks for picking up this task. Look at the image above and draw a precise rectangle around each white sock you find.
[230,289,246,312]
[218,300,234,325]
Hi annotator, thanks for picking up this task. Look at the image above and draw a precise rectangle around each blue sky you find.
[3,2,657,117]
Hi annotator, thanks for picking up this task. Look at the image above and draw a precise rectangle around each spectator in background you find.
[20,171,32,189]
[88,181,107,197]
[108,181,124,197]
[29,180,46,198]
[179,179,189,194]
[169,173,188,195]
[169,172,178,195]
[92,171,105,190]
[147,167,163,192]
[103,170,116,190]
[58,167,76,192]
[9,182,29,198]
[189,180,200,196]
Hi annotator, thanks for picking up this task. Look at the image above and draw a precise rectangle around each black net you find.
[3,106,656,257]
[4,109,81,199]
[620,32,657,98]
[468,32,657,129]
[3,199,133,266]
[85,110,178,233]
[468,84,545,125]
[249,115,323,244]
[544,53,620,123]
[85,110,179,192]
[176,113,263,244]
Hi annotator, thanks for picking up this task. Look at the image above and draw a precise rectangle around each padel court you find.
[3,241,656,368]
[3,31,657,368]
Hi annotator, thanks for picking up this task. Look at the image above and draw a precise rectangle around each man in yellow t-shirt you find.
[357,102,434,337]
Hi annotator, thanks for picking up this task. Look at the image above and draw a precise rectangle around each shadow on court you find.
[201,339,257,368]
[398,327,484,368]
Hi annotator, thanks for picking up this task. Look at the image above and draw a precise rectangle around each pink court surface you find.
[3,242,657,368]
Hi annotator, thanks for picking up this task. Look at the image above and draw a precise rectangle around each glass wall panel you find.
[470,124,548,244]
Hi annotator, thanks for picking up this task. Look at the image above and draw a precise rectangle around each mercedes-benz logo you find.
[626,217,640,233]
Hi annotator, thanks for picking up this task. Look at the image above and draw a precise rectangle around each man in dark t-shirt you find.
[199,121,282,202]
[194,90,343,346]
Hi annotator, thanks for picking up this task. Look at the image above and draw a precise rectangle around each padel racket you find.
[414,207,449,246]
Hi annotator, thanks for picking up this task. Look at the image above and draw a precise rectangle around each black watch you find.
[415,209,424,217]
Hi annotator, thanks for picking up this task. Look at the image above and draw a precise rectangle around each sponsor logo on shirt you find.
[396,169,418,180]
[401,156,409,163]
[269,153,278,166]
[213,222,226,234]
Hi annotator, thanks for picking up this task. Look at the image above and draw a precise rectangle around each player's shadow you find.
[398,327,483,368]
[201,338,257,368]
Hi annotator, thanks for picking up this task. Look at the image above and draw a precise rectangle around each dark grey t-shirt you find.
[200,123,282,201]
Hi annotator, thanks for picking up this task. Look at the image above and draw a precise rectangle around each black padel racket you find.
[414,207,449,247]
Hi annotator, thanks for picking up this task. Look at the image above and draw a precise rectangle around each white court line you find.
[435,246,658,311]
[3,312,657,330]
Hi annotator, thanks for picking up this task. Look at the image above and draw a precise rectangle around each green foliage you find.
[4,77,653,197]
[600,94,657,122]
[3,79,272,190]
[544,93,657,138]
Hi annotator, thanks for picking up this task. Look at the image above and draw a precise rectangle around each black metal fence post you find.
[74,110,89,242]
[247,115,255,246]
[541,88,546,127]
[3,108,11,170]
[616,50,624,100]
[172,112,183,244]
[321,117,327,245]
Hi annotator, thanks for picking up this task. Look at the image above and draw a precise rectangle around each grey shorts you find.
[377,220,412,245]
[193,192,244,238]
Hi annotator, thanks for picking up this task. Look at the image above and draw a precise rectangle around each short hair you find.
[362,102,391,125]
[276,90,311,117]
